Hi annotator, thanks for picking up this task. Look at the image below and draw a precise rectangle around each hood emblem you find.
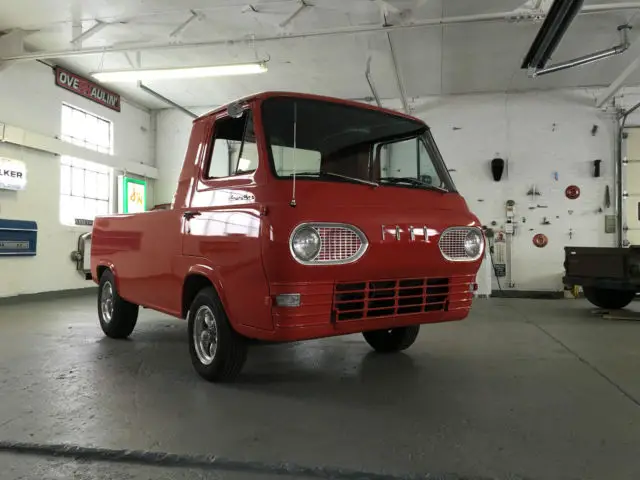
[382,225,432,242]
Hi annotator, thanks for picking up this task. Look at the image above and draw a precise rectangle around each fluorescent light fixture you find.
[92,62,268,83]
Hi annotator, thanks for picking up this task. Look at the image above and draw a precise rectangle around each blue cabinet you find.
[0,219,38,256]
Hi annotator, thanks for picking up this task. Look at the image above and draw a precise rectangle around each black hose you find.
[488,245,504,293]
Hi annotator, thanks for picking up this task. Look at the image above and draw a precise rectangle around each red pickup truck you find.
[91,92,484,382]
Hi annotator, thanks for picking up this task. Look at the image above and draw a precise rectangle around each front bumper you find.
[268,274,477,342]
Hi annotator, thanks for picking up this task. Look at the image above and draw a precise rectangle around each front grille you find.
[439,228,468,260]
[333,278,450,321]
[315,226,363,262]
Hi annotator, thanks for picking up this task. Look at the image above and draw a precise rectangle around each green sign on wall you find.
[119,176,147,214]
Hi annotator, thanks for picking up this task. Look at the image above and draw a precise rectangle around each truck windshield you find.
[261,97,456,192]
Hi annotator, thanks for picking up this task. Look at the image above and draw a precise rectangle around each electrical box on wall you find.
[117,176,147,214]
[0,219,37,256]
[605,215,616,234]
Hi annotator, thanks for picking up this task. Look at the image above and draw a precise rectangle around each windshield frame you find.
[260,96,457,193]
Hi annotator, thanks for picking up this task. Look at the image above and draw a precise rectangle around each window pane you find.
[96,200,109,216]
[61,106,73,138]
[96,173,110,201]
[71,167,84,196]
[60,164,71,195]
[61,104,113,154]
[70,196,84,220]
[84,198,97,219]
[97,120,110,149]
[71,108,86,145]
[60,194,73,225]
[85,170,97,198]
[85,114,99,151]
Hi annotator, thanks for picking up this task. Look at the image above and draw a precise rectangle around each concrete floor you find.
[0,295,639,480]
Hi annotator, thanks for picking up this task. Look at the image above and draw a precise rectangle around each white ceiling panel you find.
[3,0,640,109]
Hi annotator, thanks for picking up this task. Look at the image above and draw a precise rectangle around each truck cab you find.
[91,92,484,382]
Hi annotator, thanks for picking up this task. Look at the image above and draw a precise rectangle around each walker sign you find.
[0,158,27,191]
[54,67,121,112]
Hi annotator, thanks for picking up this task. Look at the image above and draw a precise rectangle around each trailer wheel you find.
[362,326,420,353]
[98,270,139,339]
[583,286,636,310]
[188,287,247,382]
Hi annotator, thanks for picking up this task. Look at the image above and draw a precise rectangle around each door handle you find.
[183,211,201,220]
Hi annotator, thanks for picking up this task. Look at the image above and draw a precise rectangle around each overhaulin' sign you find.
[55,67,121,112]
[0,158,27,191]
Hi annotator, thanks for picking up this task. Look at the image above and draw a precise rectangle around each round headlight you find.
[464,229,483,258]
[291,226,321,262]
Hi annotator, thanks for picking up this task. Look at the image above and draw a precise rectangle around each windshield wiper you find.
[287,171,378,187]
[322,172,378,187]
[380,177,448,192]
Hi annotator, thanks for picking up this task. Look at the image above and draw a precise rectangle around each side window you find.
[206,111,259,179]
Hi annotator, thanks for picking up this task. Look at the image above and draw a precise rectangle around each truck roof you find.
[196,91,426,125]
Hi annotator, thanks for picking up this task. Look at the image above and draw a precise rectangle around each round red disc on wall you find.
[565,185,581,200]
[533,233,548,248]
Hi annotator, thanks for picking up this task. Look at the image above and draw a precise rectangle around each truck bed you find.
[563,246,640,290]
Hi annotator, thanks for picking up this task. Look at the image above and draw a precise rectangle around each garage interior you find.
[1,1,640,479]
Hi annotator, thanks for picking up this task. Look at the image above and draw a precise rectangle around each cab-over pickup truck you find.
[91,92,485,382]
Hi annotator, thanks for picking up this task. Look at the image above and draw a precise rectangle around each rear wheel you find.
[583,286,636,310]
[187,287,248,382]
[362,325,420,353]
[98,270,139,339]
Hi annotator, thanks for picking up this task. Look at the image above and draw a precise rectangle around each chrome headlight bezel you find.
[289,223,369,266]
[439,226,485,262]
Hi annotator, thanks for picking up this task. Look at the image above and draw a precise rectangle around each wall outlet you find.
[605,215,616,234]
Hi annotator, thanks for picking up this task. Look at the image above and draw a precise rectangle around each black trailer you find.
[563,246,639,309]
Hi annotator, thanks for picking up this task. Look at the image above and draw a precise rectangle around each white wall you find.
[153,89,619,292]
[0,62,154,298]
[418,90,616,292]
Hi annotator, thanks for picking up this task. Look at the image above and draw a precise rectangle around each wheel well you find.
[182,274,213,318]
[96,265,109,280]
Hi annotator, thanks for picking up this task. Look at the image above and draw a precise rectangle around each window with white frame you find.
[61,103,113,154]
[60,103,114,225]
[60,157,112,225]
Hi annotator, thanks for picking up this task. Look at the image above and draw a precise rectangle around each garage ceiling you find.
[2,0,640,109]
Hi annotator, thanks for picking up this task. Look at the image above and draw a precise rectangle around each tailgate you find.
[564,247,628,279]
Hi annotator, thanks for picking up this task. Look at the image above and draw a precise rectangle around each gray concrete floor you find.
[0,295,639,480]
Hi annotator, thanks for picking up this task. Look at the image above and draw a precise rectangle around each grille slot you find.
[334,277,451,321]
[315,226,363,262]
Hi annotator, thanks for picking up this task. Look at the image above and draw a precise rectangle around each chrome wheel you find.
[193,305,218,365]
[101,281,114,323]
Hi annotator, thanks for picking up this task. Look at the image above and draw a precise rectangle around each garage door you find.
[624,127,640,246]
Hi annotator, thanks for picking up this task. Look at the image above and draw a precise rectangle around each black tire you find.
[583,286,636,310]
[187,287,248,382]
[98,270,139,339]
[362,325,420,353]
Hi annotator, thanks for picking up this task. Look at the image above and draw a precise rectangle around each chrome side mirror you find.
[227,102,244,118]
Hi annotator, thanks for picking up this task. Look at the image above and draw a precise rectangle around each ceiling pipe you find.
[365,56,382,107]
[138,82,198,118]
[530,24,631,77]
[3,2,640,62]
[387,32,409,114]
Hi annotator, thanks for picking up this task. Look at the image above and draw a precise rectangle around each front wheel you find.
[187,287,248,382]
[98,270,139,339]
[583,286,636,310]
[362,325,420,353]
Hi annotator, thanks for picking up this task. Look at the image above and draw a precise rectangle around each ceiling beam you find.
[597,36,640,107]
[70,21,109,47]
[3,2,640,62]
[169,10,202,39]
[279,0,310,28]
